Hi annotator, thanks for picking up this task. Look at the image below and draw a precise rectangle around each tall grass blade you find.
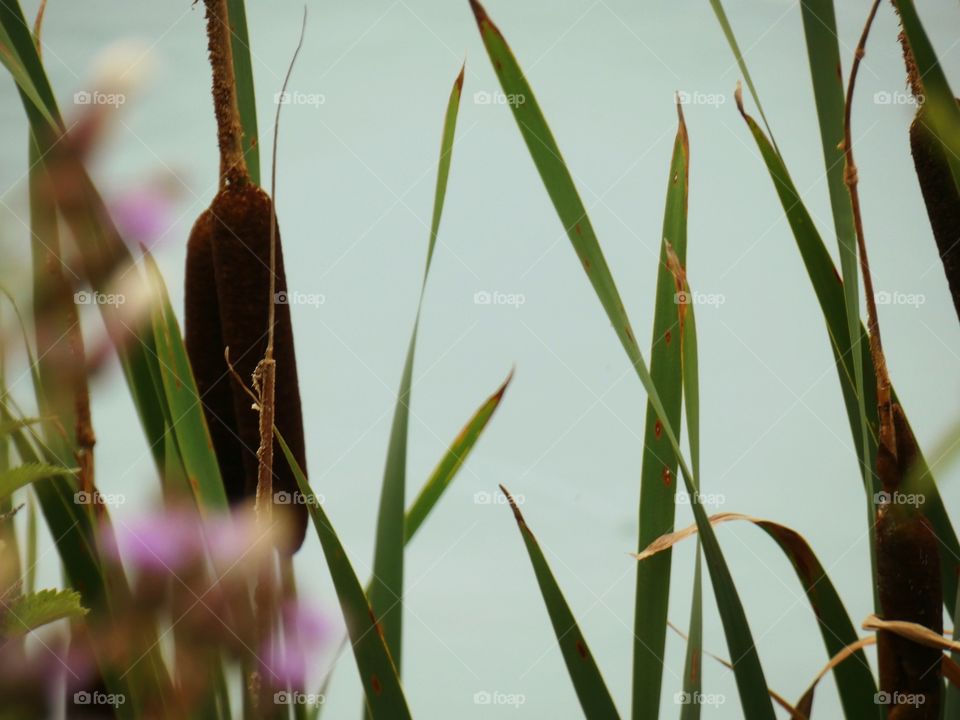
[797,0,876,613]
[369,64,464,675]
[632,105,689,719]
[278,430,412,720]
[499,485,621,719]
[142,251,229,510]
[469,3,774,715]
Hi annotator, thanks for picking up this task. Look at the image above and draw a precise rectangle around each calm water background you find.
[1,0,959,717]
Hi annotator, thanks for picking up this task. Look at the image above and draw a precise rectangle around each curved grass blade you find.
[277,430,412,720]
[470,3,774,715]
[369,64,464,675]
[632,105,689,719]
[733,89,960,617]
[638,512,879,718]
[142,251,228,510]
[404,368,512,542]
[225,0,260,184]
[499,485,620,720]
[798,2,876,614]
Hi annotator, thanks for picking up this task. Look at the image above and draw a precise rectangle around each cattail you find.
[184,0,307,552]
[893,27,960,322]
[875,404,942,719]
[909,109,960,322]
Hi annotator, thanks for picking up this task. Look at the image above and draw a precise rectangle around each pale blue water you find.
[1,1,959,717]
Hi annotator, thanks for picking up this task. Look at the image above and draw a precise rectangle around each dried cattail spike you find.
[909,108,960,322]
[185,209,247,505]
[876,406,942,718]
[209,183,308,552]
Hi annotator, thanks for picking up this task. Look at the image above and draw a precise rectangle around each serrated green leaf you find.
[1,588,87,636]
[0,462,74,501]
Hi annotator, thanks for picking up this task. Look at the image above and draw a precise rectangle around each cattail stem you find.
[204,0,248,187]
[843,0,889,424]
